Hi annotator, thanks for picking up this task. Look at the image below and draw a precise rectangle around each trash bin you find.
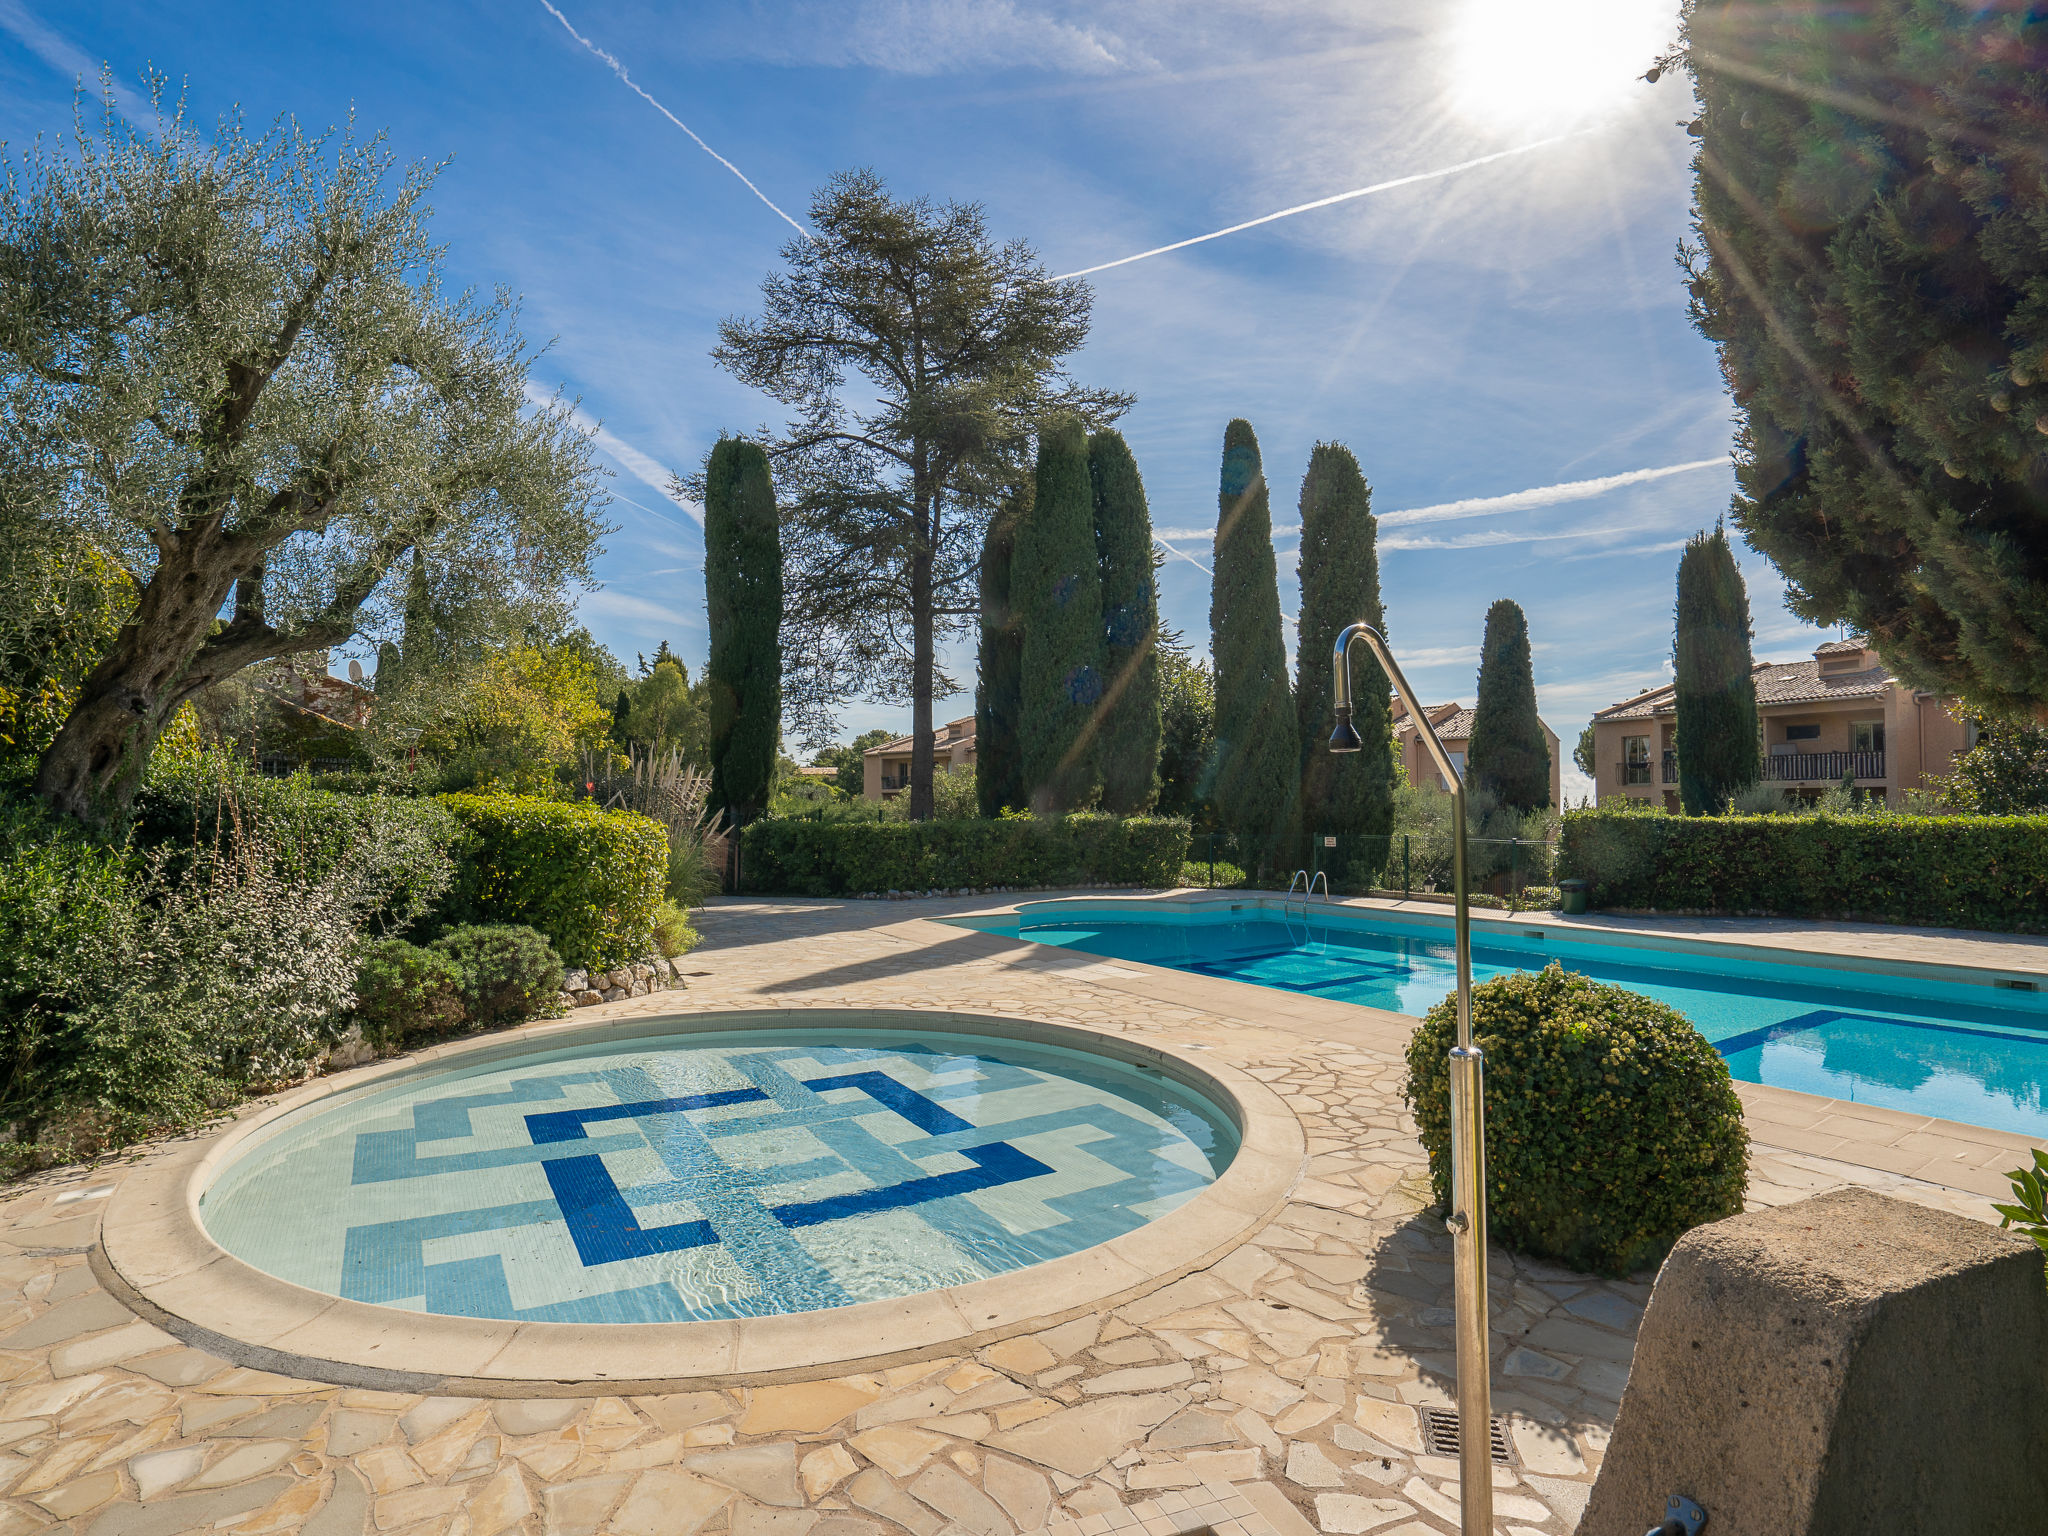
[1559,878,1588,915]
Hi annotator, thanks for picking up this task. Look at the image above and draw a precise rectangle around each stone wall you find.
[556,956,689,1010]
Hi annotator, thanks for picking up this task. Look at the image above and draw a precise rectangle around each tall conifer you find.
[1294,443,1393,882]
[1089,430,1160,814]
[1467,598,1549,812]
[1674,526,1761,814]
[1015,416,1102,811]
[704,437,782,824]
[1209,420,1298,872]
[975,487,1026,817]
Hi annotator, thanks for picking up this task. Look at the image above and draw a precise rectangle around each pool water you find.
[971,906,2048,1137]
[201,1026,1238,1323]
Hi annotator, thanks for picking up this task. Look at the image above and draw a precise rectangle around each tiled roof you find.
[864,716,977,756]
[1429,708,1478,740]
[1814,638,1867,655]
[1595,658,1891,721]
[1754,658,1890,706]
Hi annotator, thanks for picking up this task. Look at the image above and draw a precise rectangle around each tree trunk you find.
[909,541,935,821]
[34,532,248,827]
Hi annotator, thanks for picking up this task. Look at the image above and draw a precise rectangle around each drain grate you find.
[1419,1407,1512,1465]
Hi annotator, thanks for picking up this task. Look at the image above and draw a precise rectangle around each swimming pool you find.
[956,899,2048,1137]
[200,1023,1239,1324]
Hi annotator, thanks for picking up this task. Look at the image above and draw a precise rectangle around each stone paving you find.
[0,893,2011,1536]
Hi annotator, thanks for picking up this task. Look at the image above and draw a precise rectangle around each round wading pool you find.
[195,1018,1242,1326]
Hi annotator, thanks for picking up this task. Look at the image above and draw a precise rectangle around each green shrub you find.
[652,900,701,959]
[1559,808,2048,933]
[137,753,457,936]
[1179,858,1246,888]
[439,793,667,968]
[354,939,465,1050]
[1404,963,1748,1277]
[0,788,378,1173]
[740,813,1190,896]
[429,924,564,1030]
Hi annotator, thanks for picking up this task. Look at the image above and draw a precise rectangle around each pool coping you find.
[94,1005,1306,1397]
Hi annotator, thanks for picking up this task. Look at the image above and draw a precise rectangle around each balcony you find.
[1762,750,1886,783]
[1617,759,1652,786]
[1662,751,1679,784]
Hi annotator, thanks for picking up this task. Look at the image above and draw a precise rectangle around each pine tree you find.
[975,486,1026,817]
[1089,429,1160,814]
[1209,420,1298,872]
[703,438,782,824]
[1467,598,1549,812]
[1673,526,1761,814]
[1015,416,1102,811]
[1684,0,2048,713]
[1294,443,1393,884]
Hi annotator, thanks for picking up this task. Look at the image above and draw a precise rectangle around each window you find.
[1784,723,1820,742]
[1622,735,1651,785]
[1852,721,1885,753]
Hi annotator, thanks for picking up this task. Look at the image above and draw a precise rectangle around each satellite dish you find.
[347,659,365,684]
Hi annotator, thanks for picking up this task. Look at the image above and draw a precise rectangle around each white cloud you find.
[719,0,1144,76]
[1381,518,1660,552]
[0,0,150,117]
[579,589,702,632]
[524,383,704,525]
[1378,458,1725,528]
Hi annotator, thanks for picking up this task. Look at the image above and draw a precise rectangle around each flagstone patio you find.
[0,892,2016,1536]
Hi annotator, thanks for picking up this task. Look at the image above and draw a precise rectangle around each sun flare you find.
[1445,0,1677,134]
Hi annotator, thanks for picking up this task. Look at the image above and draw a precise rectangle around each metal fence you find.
[1186,828,1561,910]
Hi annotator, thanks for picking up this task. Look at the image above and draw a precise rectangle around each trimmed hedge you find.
[1406,963,1749,1277]
[741,813,1190,897]
[1559,808,2048,932]
[440,793,668,969]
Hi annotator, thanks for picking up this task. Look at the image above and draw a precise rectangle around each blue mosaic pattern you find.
[201,1029,1237,1323]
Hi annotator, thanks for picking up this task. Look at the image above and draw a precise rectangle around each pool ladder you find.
[1284,869,1331,918]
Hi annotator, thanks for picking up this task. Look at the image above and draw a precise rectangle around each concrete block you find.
[1578,1187,2048,1535]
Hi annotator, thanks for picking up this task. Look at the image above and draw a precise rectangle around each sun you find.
[1444,0,1678,135]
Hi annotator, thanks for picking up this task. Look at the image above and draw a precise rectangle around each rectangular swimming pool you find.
[950,899,2048,1138]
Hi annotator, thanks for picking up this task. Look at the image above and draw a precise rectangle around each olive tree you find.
[0,89,604,828]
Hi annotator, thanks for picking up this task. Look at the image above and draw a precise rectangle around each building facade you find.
[1589,639,1970,810]
[1390,699,1564,808]
[862,716,977,799]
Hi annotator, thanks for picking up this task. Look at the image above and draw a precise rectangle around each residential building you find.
[1390,698,1564,808]
[863,716,977,799]
[1588,638,1970,809]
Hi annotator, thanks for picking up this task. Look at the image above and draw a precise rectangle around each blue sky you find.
[0,0,1842,800]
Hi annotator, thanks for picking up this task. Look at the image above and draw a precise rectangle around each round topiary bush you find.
[429,924,564,1030]
[354,939,465,1051]
[1404,962,1749,1277]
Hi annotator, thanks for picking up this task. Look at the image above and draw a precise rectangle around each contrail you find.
[1152,536,1212,577]
[537,0,811,241]
[1055,133,1587,281]
[1378,458,1725,528]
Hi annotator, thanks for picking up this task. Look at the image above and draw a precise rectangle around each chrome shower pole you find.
[1328,622,1490,1536]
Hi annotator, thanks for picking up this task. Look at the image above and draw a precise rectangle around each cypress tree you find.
[975,485,1026,817]
[1466,598,1549,812]
[1089,429,1161,814]
[1209,419,1298,873]
[1674,526,1761,814]
[1015,416,1102,812]
[703,437,782,824]
[1294,443,1394,883]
